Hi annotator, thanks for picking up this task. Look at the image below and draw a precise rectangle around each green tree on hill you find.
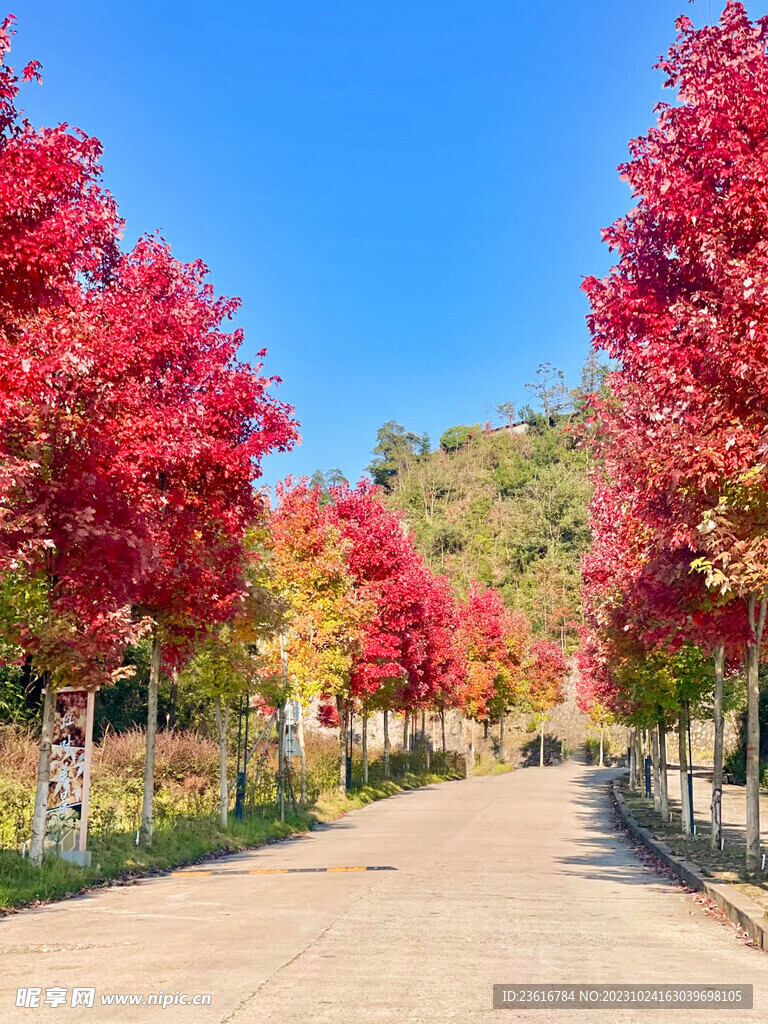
[377,418,591,650]
[368,421,430,491]
[439,424,481,452]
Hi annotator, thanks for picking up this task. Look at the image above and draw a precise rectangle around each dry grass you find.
[94,726,219,783]
[0,726,38,786]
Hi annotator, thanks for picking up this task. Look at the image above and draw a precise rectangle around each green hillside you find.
[372,417,592,650]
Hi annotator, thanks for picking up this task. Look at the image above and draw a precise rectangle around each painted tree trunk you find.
[362,705,368,785]
[745,595,766,875]
[139,630,162,847]
[383,709,390,778]
[424,712,430,771]
[599,725,604,768]
[441,709,446,754]
[499,710,505,763]
[29,675,56,867]
[711,645,725,853]
[678,705,692,835]
[402,712,408,754]
[337,696,347,796]
[214,695,229,829]
[658,720,670,822]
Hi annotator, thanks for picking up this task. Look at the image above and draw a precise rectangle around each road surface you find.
[1,760,766,1023]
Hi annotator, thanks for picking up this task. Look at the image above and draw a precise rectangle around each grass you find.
[0,766,462,913]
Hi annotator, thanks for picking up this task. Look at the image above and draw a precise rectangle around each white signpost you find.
[282,699,306,804]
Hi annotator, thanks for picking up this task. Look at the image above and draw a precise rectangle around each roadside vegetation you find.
[578,4,768,879]
[0,11,573,896]
[0,726,464,911]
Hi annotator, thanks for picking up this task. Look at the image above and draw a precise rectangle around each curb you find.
[611,779,768,951]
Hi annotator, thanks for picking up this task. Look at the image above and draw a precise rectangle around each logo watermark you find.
[492,985,753,1009]
[16,988,212,1010]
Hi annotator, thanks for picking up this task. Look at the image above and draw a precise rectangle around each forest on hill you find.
[357,362,598,653]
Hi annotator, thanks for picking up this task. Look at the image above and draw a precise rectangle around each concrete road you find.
[1,761,767,1024]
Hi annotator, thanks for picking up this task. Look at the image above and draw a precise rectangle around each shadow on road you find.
[553,766,678,889]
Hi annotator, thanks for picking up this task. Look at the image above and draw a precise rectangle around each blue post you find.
[234,770,245,819]
[644,756,652,798]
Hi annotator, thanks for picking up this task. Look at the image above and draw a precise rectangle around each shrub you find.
[584,735,611,765]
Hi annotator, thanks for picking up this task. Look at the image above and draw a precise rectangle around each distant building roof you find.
[489,421,530,436]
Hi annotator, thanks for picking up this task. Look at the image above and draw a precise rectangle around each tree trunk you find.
[297,705,307,805]
[29,676,56,867]
[465,718,474,777]
[167,672,178,730]
[539,718,545,767]
[139,630,162,847]
[383,709,390,778]
[678,705,692,835]
[337,695,347,796]
[628,728,636,787]
[362,704,368,786]
[658,720,670,822]
[599,724,604,767]
[402,712,408,754]
[711,644,725,853]
[499,710,505,763]
[634,729,643,792]
[631,728,640,788]
[278,702,285,821]
[652,724,661,815]
[746,595,766,875]
[214,695,229,829]
[441,709,446,754]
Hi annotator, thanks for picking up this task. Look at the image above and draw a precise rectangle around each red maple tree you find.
[582,1,768,873]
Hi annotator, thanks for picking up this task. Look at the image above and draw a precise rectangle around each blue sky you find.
[11,1,758,486]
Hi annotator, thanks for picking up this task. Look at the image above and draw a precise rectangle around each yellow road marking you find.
[170,865,388,878]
